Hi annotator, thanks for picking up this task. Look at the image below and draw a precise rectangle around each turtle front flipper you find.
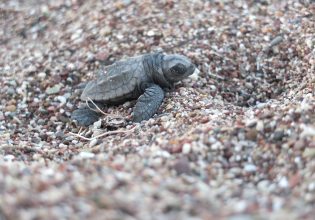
[133,84,164,122]
[71,108,102,127]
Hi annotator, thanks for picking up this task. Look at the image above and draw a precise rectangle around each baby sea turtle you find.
[71,52,196,126]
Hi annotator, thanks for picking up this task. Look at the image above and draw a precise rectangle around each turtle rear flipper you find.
[133,84,164,122]
[71,108,102,127]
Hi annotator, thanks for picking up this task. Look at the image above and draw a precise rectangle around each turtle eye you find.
[170,64,186,74]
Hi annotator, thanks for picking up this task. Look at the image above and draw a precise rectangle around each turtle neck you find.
[143,53,173,89]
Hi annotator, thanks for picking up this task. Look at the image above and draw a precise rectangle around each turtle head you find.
[162,54,196,83]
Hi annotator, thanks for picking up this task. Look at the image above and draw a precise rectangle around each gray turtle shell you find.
[81,55,148,103]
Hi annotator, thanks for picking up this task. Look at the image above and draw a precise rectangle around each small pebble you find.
[46,84,62,95]
[4,154,15,161]
[278,177,289,188]
[89,139,98,148]
[147,30,155,36]
[308,183,315,192]
[5,105,16,112]
[56,96,67,105]
[78,152,95,159]
[182,143,191,154]
[173,157,191,175]
[244,164,257,173]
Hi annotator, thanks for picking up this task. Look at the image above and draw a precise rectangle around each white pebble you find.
[257,180,270,191]
[89,139,98,148]
[256,120,264,131]
[272,197,284,211]
[235,155,242,161]
[244,164,257,173]
[116,34,124,40]
[93,120,102,129]
[308,182,315,191]
[300,124,315,138]
[182,143,191,154]
[38,72,46,79]
[235,145,243,152]
[4,154,15,162]
[209,85,217,91]
[233,200,247,212]
[160,116,169,122]
[147,30,155,36]
[78,152,95,159]
[294,157,301,164]
[189,68,200,81]
[57,96,67,105]
[41,168,55,177]
[278,176,289,188]
[155,150,171,158]
[211,141,223,150]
